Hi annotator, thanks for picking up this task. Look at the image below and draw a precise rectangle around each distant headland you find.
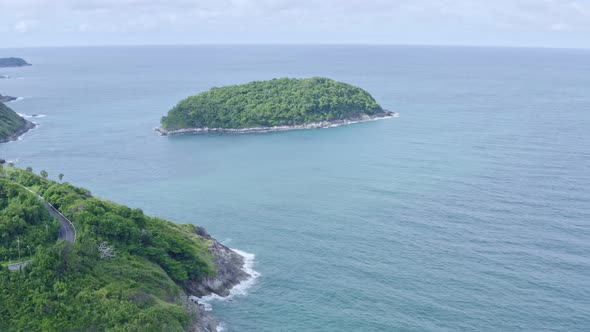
[0,102,36,143]
[157,77,395,135]
[0,94,17,103]
[0,57,31,67]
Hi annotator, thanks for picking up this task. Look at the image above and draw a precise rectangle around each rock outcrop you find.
[184,226,250,297]
[182,226,251,332]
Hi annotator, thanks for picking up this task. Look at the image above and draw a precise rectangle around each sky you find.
[1,0,589,48]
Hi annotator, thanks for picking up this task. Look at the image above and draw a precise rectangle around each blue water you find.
[1,45,589,331]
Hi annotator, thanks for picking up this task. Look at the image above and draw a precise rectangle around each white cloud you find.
[1,0,589,47]
[14,20,38,33]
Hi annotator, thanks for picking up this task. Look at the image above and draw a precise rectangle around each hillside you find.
[0,167,249,331]
[0,102,35,143]
[0,178,60,262]
[0,94,17,103]
[0,57,31,67]
[160,77,393,133]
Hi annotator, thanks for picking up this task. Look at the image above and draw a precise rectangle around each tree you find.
[25,166,33,172]
[58,174,64,182]
[40,170,48,179]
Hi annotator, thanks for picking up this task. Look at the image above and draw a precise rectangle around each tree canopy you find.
[161,77,386,130]
[0,167,216,331]
[0,102,28,142]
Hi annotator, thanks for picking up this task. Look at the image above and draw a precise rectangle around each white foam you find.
[228,249,260,296]
[17,112,46,119]
[216,322,226,332]
[189,248,260,318]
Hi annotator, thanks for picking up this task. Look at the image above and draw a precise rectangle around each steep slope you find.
[0,167,249,331]
[0,103,35,143]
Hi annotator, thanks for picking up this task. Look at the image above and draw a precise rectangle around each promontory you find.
[158,77,395,134]
[0,94,17,103]
[0,166,250,331]
[0,102,36,143]
[0,57,31,67]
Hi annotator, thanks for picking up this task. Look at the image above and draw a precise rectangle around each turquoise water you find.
[1,46,589,331]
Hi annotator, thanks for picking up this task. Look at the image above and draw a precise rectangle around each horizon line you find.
[1,43,589,51]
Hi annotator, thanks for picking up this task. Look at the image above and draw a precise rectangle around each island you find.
[0,102,36,143]
[0,57,31,67]
[0,94,17,103]
[0,166,250,331]
[158,77,395,134]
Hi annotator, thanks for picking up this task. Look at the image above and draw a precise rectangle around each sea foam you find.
[190,248,260,311]
[17,112,46,118]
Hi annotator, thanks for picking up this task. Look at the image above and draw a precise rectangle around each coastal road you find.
[6,187,76,271]
[44,202,76,243]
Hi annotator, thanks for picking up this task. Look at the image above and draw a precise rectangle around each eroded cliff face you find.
[185,226,252,332]
[185,226,250,297]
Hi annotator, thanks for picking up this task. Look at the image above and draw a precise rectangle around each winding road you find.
[7,188,76,271]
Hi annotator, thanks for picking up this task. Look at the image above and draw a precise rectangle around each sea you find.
[1,45,589,331]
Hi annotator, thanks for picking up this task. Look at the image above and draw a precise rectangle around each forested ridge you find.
[161,77,386,130]
[0,57,31,67]
[0,102,29,142]
[0,166,216,331]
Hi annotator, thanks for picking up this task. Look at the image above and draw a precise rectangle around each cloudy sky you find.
[1,0,589,48]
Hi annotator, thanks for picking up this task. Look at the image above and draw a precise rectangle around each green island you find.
[0,57,31,67]
[0,166,248,331]
[0,102,36,143]
[159,77,394,134]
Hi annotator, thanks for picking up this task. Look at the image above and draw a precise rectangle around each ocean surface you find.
[1,45,589,331]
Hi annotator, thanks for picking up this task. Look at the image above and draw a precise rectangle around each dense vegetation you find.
[0,57,31,67]
[0,177,60,262]
[161,77,386,130]
[0,102,29,142]
[0,167,215,331]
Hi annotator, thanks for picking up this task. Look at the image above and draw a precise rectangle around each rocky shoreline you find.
[0,119,36,144]
[185,227,252,332]
[0,94,17,103]
[157,111,397,136]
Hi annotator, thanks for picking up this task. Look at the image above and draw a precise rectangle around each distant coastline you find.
[157,111,397,135]
[0,57,31,68]
[0,94,17,103]
[0,119,36,144]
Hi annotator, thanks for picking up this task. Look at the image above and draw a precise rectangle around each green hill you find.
[0,178,60,261]
[0,102,34,143]
[0,57,31,67]
[0,166,246,331]
[160,77,392,132]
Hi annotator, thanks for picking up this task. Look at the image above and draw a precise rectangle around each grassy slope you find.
[0,167,216,331]
[0,102,28,142]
